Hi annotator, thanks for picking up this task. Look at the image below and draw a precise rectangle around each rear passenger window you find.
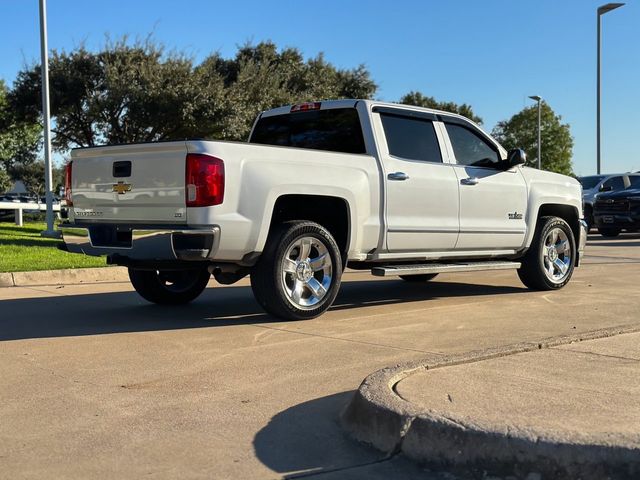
[629,176,640,189]
[380,113,442,163]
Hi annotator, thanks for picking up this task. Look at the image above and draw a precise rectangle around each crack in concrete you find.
[12,354,103,388]
[550,346,640,363]
[252,324,444,356]
[283,453,399,479]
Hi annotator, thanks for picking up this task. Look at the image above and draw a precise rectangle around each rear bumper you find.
[60,224,220,261]
[577,219,587,266]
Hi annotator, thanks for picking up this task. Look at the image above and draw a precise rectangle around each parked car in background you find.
[593,176,640,237]
[579,174,640,230]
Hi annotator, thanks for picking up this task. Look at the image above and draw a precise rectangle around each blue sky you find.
[1,0,638,175]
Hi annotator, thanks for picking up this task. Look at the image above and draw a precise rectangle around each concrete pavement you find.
[1,234,640,478]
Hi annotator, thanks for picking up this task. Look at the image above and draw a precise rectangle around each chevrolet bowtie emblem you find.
[112,181,132,195]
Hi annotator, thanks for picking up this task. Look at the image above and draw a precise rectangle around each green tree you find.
[492,102,573,175]
[10,39,378,149]
[0,79,41,174]
[197,42,377,140]
[10,39,215,151]
[0,167,12,193]
[399,91,483,124]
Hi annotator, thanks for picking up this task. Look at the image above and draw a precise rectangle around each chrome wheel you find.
[541,227,571,283]
[281,236,333,309]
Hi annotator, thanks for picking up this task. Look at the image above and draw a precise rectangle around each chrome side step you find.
[371,261,521,277]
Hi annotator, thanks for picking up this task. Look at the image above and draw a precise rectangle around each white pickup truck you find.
[61,99,587,320]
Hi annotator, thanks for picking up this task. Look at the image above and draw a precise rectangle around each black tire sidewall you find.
[128,268,210,305]
[251,221,343,320]
[519,216,576,290]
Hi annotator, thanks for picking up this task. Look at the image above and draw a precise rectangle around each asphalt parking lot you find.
[1,234,640,479]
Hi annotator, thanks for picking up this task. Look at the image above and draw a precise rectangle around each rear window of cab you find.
[249,108,366,154]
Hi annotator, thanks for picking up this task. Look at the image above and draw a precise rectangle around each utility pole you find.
[529,95,542,170]
[597,3,625,174]
[39,0,59,238]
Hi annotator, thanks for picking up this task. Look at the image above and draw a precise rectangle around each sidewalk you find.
[342,327,640,479]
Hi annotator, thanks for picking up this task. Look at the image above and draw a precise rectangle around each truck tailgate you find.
[71,142,188,224]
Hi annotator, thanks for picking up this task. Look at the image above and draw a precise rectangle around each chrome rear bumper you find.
[60,224,220,261]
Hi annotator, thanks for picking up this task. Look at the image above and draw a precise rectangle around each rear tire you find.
[399,274,439,282]
[598,227,620,238]
[251,221,343,320]
[128,268,210,304]
[517,216,576,291]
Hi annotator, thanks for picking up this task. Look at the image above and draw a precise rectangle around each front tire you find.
[251,221,343,320]
[128,268,211,305]
[598,227,620,238]
[517,216,576,290]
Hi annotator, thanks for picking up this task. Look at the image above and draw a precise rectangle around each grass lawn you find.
[0,222,106,273]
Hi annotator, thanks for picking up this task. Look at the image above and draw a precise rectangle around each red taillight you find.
[64,161,73,206]
[185,153,225,207]
[290,102,321,113]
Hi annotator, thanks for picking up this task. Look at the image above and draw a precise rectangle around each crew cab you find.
[61,100,587,320]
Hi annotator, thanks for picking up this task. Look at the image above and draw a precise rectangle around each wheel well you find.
[537,204,580,242]
[269,195,351,255]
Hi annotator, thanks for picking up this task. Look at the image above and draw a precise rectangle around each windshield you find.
[578,175,605,189]
[249,108,366,154]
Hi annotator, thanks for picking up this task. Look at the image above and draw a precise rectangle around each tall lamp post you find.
[529,95,542,170]
[597,3,625,175]
[39,0,59,238]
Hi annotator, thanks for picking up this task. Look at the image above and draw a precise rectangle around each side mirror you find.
[507,148,527,167]
[600,185,613,192]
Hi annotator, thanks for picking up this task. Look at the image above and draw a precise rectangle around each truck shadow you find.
[0,279,526,341]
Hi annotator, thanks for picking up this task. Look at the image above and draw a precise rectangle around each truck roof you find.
[260,99,477,126]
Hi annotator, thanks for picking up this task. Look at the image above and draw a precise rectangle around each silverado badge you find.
[508,211,523,220]
[112,181,132,195]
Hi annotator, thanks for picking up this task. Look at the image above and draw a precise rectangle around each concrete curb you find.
[0,267,129,287]
[341,324,640,479]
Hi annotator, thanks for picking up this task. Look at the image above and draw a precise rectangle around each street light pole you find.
[529,95,542,170]
[597,3,625,175]
[39,0,59,238]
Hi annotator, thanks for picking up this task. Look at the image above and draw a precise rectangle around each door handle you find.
[388,172,409,181]
[460,177,479,186]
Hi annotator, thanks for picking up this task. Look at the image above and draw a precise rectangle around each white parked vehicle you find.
[61,100,587,320]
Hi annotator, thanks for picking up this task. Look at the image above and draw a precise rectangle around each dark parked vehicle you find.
[593,177,640,237]
[579,173,640,230]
